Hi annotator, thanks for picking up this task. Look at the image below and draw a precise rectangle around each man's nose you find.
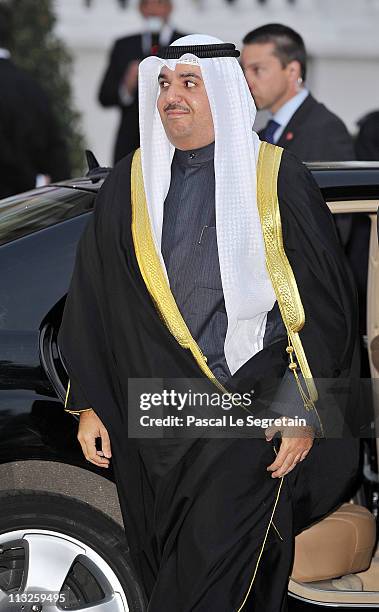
[166,84,182,103]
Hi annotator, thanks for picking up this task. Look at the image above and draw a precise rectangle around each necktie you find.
[263,119,280,144]
[151,32,160,55]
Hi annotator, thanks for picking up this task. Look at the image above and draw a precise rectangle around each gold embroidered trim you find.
[64,408,93,415]
[257,142,318,403]
[63,380,93,415]
[271,520,284,542]
[64,379,71,408]
[131,148,226,393]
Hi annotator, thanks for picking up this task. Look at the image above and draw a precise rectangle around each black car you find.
[0,162,378,611]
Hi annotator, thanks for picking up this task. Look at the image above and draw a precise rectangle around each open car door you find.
[288,198,379,608]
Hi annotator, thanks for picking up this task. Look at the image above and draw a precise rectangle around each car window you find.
[0,187,94,246]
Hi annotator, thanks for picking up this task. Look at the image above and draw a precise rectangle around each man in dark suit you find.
[98,0,185,163]
[241,23,354,161]
[241,23,371,375]
[0,5,70,199]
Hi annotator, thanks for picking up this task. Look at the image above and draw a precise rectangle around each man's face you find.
[157,63,215,150]
[140,0,172,20]
[241,42,298,113]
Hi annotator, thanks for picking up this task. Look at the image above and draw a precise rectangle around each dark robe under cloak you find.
[58,145,360,612]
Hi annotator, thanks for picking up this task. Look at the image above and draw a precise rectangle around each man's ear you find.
[287,60,302,84]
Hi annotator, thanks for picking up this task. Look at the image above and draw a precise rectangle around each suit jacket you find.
[260,94,369,338]
[259,93,355,162]
[0,58,70,199]
[98,30,185,163]
[355,111,379,161]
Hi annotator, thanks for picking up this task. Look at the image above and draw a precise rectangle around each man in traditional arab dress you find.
[59,35,359,611]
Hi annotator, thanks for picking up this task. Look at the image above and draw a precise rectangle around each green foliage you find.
[8,0,86,176]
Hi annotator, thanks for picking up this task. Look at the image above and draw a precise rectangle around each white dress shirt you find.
[0,48,11,60]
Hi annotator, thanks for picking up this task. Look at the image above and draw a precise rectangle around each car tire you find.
[0,490,146,611]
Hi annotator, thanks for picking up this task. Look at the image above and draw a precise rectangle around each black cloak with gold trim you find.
[58,145,359,611]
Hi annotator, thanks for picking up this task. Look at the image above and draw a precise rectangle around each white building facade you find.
[55,0,379,167]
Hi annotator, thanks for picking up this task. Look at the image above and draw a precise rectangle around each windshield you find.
[0,186,94,246]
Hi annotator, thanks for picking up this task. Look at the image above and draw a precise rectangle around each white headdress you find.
[138,34,276,375]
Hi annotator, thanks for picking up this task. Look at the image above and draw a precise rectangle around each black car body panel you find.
[0,189,107,476]
[308,163,379,200]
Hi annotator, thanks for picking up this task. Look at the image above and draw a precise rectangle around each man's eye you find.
[185,81,196,88]
[159,81,169,88]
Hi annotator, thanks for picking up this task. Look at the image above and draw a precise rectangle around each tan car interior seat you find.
[371,335,379,372]
[292,503,376,582]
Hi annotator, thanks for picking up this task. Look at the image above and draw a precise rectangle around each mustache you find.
[164,103,190,113]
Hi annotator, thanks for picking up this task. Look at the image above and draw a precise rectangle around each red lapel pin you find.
[286,131,294,141]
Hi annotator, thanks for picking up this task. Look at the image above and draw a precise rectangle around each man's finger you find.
[280,453,302,477]
[100,427,112,459]
[87,457,109,468]
[267,446,295,472]
[271,452,298,478]
[83,435,110,467]
[79,438,107,467]
[87,456,110,468]
[280,460,299,478]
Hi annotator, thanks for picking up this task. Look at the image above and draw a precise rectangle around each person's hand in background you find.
[121,60,140,97]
